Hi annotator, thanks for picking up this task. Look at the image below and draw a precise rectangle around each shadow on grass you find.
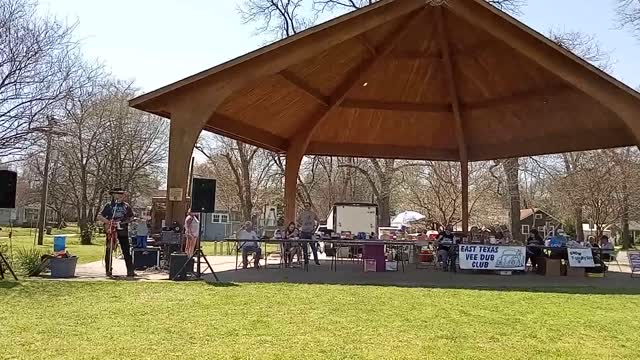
[0,280,21,289]
[205,264,640,296]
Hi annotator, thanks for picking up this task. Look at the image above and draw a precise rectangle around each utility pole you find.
[37,116,55,246]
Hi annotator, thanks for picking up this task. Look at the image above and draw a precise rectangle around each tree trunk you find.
[621,191,631,250]
[378,193,391,227]
[574,207,585,242]
[503,158,521,241]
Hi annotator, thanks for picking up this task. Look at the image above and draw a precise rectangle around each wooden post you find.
[284,151,303,225]
[165,118,203,225]
[461,159,469,235]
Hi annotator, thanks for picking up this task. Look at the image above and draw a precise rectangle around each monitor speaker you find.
[191,178,216,213]
[0,170,17,209]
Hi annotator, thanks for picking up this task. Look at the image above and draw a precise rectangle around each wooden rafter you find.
[357,35,377,56]
[341,99,451,113]
[288,9,426,153]
[206,113,288,152]
[436,7,467,161]
[279,70,329,107]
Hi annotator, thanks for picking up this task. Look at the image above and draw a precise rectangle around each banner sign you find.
[567,248,595,268]
[459,245,526,270]
[628,251,640,271]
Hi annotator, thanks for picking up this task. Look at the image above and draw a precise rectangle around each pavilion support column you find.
[461,159,469,235]
[284,149,304,225]
[165,113,206,225]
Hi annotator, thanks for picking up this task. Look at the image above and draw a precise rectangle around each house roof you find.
[130,0,640,161]
[520,208,540,220]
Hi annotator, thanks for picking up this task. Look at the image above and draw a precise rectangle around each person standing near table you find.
[238,221,261,269]
[297,203,320,265]
[97,187,135,277]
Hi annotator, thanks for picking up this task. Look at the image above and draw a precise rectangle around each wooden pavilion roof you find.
[129,0,640,162]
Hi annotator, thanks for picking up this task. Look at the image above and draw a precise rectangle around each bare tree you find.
[197,136,279,223]
[0,0,82,159]
[49,71,167,244]
[548,30,612,71]
[238,0,314,39]
[615,0,640,40]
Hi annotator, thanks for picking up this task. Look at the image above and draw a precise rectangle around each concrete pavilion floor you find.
[39,251,640,294]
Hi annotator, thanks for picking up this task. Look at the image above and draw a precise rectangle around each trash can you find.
[53,236,66,252]
[50,257,78,278]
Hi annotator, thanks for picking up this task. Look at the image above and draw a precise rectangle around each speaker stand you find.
[0,251,18,280]
[172,213,219,282]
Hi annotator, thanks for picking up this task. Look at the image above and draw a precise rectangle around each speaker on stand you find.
[172,178,219,282]
[0,170,18,280]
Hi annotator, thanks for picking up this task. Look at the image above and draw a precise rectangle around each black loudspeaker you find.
[169,253,193,281]
[0,170,17,209]
[191,178,216,213]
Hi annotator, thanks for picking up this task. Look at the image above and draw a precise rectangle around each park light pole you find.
[36,116,67,246]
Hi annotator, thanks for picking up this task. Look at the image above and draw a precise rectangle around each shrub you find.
[15,247,46,276]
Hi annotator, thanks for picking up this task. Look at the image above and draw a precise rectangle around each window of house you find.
[535,214,543,219]
[521,225,530,235]
[211,213,229,224]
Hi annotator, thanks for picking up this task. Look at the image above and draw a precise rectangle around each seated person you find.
[238,221,261,269]
[548,229,568,259]
[436,225,455,271]
[526,229,544,269]
[599,235,615,262]
[284,222,302,267]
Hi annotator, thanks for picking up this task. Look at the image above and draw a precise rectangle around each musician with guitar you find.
[97,187,136,278]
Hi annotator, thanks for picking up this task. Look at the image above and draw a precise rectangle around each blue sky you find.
[39,0,640,93]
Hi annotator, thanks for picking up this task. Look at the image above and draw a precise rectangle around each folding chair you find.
[603,249,621,272]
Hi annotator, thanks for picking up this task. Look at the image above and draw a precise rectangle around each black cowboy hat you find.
[109,187,126,195]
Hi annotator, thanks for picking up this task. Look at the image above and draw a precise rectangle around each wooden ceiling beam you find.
[288,9,426,154]
[205,113,288,153]
[279,70,329,107]
[306,142,458,161]
[436,7,467,162]
[470,127,635,161]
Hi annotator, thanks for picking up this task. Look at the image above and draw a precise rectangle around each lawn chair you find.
[235,242,264,270]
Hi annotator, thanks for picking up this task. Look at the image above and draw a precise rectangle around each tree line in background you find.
[2,0,640,248]
[1,0,168,244]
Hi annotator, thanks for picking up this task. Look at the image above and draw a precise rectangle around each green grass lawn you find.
[1,225,106,265]
[1,281,639,359]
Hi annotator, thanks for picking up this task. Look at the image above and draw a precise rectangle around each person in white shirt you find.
[237,221,261,269]
[184,209,199,257]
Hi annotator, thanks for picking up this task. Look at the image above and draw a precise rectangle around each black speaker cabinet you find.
[191,178,216,213]
[0,170,17,209]
[169,252,193,281]
[132,248,160,270]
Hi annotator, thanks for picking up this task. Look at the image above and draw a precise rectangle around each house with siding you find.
[520,208,563,238]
